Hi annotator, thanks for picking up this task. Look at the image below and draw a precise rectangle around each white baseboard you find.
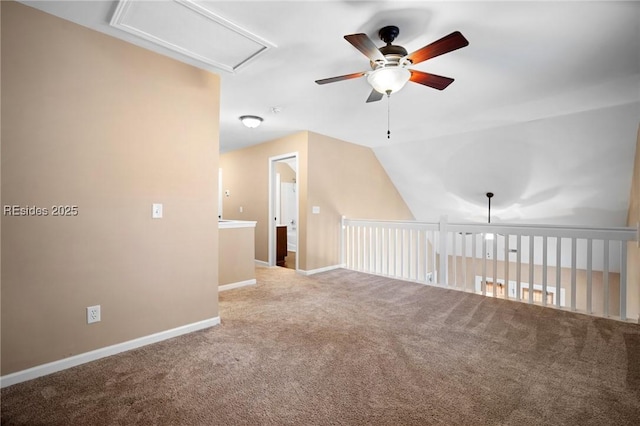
[254,259,269,267]
[0,317,220,389]
[218,279,256,292]
[298,264,343,276]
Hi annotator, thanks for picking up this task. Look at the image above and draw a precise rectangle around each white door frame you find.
[268,152,299,269]
[218,168,223,219]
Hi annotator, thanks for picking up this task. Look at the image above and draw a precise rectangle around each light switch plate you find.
[152,203,163,219]
[312,206,320,214]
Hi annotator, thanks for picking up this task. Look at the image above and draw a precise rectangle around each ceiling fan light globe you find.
[367,67,411,94]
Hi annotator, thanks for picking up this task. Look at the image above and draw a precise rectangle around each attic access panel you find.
[110,0,275,73]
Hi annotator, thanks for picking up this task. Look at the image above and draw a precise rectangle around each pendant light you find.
[485,192,494,240]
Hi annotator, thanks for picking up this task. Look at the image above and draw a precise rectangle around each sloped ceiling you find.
[20,1,640,227]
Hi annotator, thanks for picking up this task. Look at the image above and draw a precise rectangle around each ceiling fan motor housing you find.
[368,25,412,93]
[371,26,409,70]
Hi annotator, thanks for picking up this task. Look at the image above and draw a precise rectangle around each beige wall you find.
[219,227,256,286]
[306,132,414,271]
[627,125,640,322]
[276,162,296,184]
[220,131,413,271]
[1,2,220,374]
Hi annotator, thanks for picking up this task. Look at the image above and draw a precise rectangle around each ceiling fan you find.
[315,25,469,102]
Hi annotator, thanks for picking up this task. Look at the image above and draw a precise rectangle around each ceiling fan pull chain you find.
[386,90,391,139]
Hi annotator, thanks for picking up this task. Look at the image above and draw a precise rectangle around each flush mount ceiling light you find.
[239,115,263,128]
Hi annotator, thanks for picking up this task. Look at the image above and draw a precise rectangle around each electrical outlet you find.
[87,305,101,324]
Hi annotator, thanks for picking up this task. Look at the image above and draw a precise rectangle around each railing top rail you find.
[343,218,439,230]
[343,218,638,241]
[449,223,636,241]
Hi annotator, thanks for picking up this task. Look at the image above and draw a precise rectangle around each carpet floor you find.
[2,267,640,425]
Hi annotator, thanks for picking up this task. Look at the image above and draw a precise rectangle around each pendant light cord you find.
[486,192,494,224]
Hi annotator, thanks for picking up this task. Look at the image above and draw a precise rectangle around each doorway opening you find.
[268,153,299,270]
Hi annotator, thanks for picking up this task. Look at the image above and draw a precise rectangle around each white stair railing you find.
[341,217,638,322]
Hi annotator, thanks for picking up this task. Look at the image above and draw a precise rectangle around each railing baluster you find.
[603,239,610,317]
[378,226,383,275]
[482,235,487,296]
[360,227,367,271]
[360,226,365,272]
[365,225,369,272]
[416,229,422,281]
[592,238,593,314]
[431,230,436,283]
[472,233,477,293]
[423,229,428,281]
[556,237,561,308]
[344,225,349,268]
[452,232,457,288]
[516,235,522,301]
[396,228,400,278]
[542,236,548,306]
[492,237,498,298]
[620,241,627,321]
[408,230,413,280]
[439,218,448,285]
[461,233,467,291]
[371,226,375,273]
[386,227,390,276]
[362,226,367,272]
[400,229,405,279]
[356,226,362,271]
[353,225,357,271]
[390,227,395,276]
[504,234,510,299]
[571,237,577,311]
[373,226,378,274]
[528,236,534,304]
[365,226,373,272]
[350,225,354,270]
[350,225,354,269]
[377,226,380,273]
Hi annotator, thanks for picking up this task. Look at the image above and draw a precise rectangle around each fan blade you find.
[409,70,455,90]
[315,72,366,85]
[405,31,469,65]
[366,89,384,103]
[344,33,385,62]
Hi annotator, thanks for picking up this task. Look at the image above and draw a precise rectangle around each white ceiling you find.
[21,1,640,226]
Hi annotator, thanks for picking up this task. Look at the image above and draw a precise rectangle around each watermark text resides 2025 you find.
[3,205,78,217]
